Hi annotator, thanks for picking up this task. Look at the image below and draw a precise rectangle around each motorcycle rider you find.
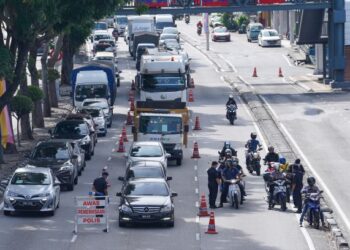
[278,156,289,172]
[264,146,279,165]
[232,157,247,200]
[267,163,285,209]
[220,141,237,158]
[299,177,325,227]
[226,94,237,108]
[219,159,239,208]
[245,132,262,165]
[197,20,203,28]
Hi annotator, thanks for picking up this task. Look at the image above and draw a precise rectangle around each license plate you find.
[22,201,31,205]
[142,215,151,219]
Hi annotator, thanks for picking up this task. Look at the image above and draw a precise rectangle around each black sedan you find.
[117,178,177,227]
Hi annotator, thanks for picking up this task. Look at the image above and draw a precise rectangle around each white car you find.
[162,27,180,42]
[159,33,178,46]
[212,26,230,42]
[91,30,112,46]
[81,107,107,136]
[125,141,170,170]
[82,98,113,128]
[3,166,60,216]
[258,29,282,47]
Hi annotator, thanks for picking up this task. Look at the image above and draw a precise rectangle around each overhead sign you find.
[74,196,109,233]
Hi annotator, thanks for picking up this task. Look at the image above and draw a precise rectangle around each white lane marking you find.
[238,75,256,90]
[194,165,198,170]
[281,122,350,233]
[218,54,237,73]
[196,216,200,223]
[282,54,294,67]
[296,215,316,250]
[195,201,199,208]
[196,233,200,241]
[194,176,198,182]
[237,95,268,151]
[107,156,112,161]
[71,234,77,243]
[0,202,3,210]
[195,188,199,194]
[259,95,279,121]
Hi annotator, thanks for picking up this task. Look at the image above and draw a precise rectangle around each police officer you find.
[292,164,304,213]
[207,161,220,209]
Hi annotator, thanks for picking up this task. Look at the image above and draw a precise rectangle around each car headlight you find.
[6,190,20,197]
[37,192,51,197]
[59,162,74,171]
[160,203,172,212]
[174,143,182,150]
[81,135,90,145]
[120,204,132,213]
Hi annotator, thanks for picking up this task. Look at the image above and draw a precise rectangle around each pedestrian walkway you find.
[289,75,333,93]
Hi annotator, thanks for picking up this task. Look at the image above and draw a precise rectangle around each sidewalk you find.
[289,74,333,93]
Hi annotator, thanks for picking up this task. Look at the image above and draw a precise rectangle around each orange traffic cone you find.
[205,212,218,234]
[122,126,128,142]
[128,90,134,101]
[193,116,201,130]
[116,135,125,153]
[188,89,194,102]
[126,111,133,125]
[191,142,201,158]
[131,80,136,90]
[198,194,210,217]
[129,101,135,112]
[278,67,283,77]
[190,78,195,88]
[252,67,258,77]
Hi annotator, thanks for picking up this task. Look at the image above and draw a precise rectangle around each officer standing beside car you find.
[207,161,220,209]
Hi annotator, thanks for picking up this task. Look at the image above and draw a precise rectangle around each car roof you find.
[15,165,52,174]
[131,141,162,147]
[130,161,164,168]
[127,178,167,184]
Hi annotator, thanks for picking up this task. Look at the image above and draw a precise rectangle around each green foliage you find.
[48,68,60,81]
[237,15,249,27]
[0,46,13,80]
[27,85,44,102]
[221,13,238,31]
[10,94,34,119]
[135,4,149,15]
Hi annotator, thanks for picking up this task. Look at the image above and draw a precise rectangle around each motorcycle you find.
[268,178,288,211]
[197,26,202,35]
[303,191,323,229]
[245,149,262,176]
[226,104,237,125]
[227,179,242,209]
[185,15,190,24]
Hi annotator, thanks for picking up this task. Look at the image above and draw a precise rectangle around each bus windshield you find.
[139,116,182,134]
[142,74,186,92]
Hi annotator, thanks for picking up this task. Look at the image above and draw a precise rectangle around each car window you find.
[250,25,262,32]
[214,27,227,33]
[54,122,89,138]
[130,145,163,157]
[127,167,164,180]
[11,172,51,185]
[261,30,278,37]
[33,144,70,160]
[83,101,108,109]
[160,34,177,40]
[124,182,169,196]
[95,22,108,30]
[83,108,102,117]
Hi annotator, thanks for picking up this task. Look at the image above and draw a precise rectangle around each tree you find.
[27,85,44,129]
[10,95,34,147]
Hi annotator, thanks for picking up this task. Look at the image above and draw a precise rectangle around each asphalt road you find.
[0,21,335,250]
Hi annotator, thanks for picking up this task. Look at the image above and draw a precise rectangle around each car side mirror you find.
[72,154,78,160]
[54,180,61,186]
[1,179,9,186]
[118,176,125,181]
[165,153,171,158]
[171,192,178,197]
[166,176,173,181]
[116,192,122,197]
[124,153,128,158]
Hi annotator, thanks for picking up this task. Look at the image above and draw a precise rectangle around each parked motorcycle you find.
[227,179,242,209]
[303,191,323,229]
[268,178,288,211]
[197,26,202,35]
[226,104,237,125]
[246,149,262,176]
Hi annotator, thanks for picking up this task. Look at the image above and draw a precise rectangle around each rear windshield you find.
[124,182,169,196]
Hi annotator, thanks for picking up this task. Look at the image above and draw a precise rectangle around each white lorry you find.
[136,54,192,103]
[127,15,155,56]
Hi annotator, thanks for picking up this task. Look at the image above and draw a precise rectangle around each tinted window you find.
[54,122,89,138]
[75,84,108,101]
[130,145,163,157]
[156,22,175,30]
[33,144,69,160]
[262,30,278,37]
[124,182,169,196]
[116,17,127,24]
[142,74,186,92]
[127,167,164,180]
[139,116,182,134]
[94,34,110,41]
[95,23,108,30]
[11,172,50,185]
[82,108,103,118]
[214,27,227,33]
[250,25,263,32]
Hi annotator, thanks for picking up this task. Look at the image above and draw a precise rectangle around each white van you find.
[155,14,175,34]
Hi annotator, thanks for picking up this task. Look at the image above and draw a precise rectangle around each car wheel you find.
[67,183,74,191]
[166,220,174,228]
[3,210,11,216]
[119,219,127,227]
[83,160,86,170]
[85,152,91,161]
[57,196,60,208]
[176,158,182,166]
[78,167,82,176]
[74,176,78,185]
[48,209,55,216]
[91,146,94,156]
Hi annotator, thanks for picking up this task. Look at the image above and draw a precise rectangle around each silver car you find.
[125,141,170,170]
[81,107,107,136]
[3,166,60,216]
[82,98,113,128]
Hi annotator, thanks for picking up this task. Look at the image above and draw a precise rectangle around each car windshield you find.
[163,28,178,34]
[139,116,182,134]
[142,74,186,92]
[95,23,107,30]
[75,84,108,101]
[99,40,115,47]
[11,172,50,185]
[54,122,89,139]
[94,34,110,41]
[32,144,69,160]
[124,182,169,196]
[262,30,279,37]
[250,25,263,32]
[117,17,127,24]
[214,27,227,33]
[83,108,103,118]
[130,145,163,157]
[156,22,175,30]
[160,34,177,40]
[126,168,164,180]
[83,101,108,109]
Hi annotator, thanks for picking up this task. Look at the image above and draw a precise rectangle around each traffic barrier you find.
[121,126,128,142]
[131,80,136,90]
[193,116,201,130]
[278,67,284,77]
[129,101,135,112]
[198,194,210,217]
[252,67,258,77]
[191,142,201,158]
[116,135,125,153]
[188,89,194,102]
[126,111,133,125]
[205,212,218,234]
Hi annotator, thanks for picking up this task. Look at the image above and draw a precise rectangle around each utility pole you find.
[203,13,209,51]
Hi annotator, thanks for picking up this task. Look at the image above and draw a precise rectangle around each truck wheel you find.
[176,158,182,166]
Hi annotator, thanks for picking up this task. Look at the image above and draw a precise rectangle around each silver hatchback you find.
[3,166,60,216]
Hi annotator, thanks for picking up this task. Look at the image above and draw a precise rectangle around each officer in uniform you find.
[207,161,220,209]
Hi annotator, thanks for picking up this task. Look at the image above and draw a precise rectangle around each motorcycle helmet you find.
[229,94,234,99]
[307,176,316,186]
[250,132,257,140]
[268,146,275,153]
[279,157,286,165]
[225,148,232,155]
[253,152,260,159]
[224,141,231,148]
